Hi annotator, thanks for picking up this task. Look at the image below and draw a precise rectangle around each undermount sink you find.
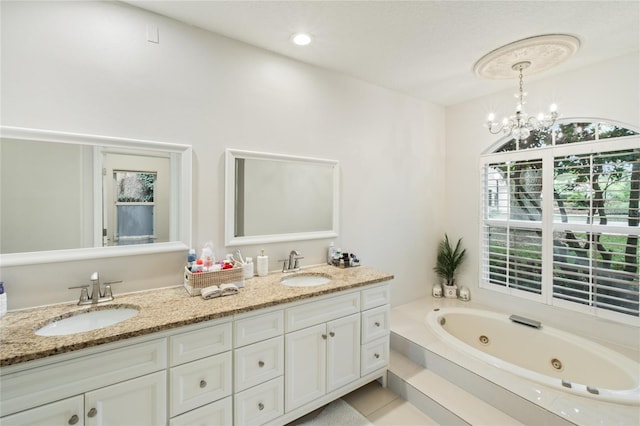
[281,273,331,287]
[35,306,139,336]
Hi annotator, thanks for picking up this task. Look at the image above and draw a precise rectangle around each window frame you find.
[480,130,640,326]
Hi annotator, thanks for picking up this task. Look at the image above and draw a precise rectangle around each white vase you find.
[443,284,458,299]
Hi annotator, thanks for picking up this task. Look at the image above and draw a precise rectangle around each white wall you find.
[0,1,445,309]
[445,53,640,349]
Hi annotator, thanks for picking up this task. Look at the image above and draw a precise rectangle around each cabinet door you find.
[85,371,166,426]
[327,313,361,392]
[1,395,84,426]
[285,323,326,412]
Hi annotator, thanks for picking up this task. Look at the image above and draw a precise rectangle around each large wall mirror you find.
[225,149,339,246]
[0,126,192,266]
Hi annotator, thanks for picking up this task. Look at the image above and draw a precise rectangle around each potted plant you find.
[433,234,466,298]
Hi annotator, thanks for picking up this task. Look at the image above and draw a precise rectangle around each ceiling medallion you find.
[474,34,580,80]
[475,34,580,142]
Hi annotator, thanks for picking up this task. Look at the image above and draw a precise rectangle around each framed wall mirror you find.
[0,126,192,266]
[225,149,339,246]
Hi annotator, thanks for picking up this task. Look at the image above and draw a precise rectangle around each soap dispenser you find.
[257,249,269,277]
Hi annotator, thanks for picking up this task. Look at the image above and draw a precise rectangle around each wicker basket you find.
[183,266,245,296]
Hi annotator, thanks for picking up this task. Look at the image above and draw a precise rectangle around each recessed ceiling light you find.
[291,33,312,46]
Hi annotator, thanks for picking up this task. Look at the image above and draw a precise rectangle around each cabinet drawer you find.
[361,305,390,344]
[169,396,232,426]
[0,339,167,417]
[234,376,284,426]
[234,336,284,393]
[170,352,233,417]
[170,322,232,366]
[1,395,83,426]
[361,337,389,376]
[361,284,390,310]
[234,310,284,347]
[286,292,360,332]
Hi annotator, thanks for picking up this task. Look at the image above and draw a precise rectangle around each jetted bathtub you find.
[426,307,640,406]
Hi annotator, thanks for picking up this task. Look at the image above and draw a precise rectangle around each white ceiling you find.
[123,1,640,106]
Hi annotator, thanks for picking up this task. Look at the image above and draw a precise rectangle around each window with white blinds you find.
[481,121,639,325]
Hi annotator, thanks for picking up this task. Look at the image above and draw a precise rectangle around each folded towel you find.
[201,285,221,300]
[220,283,239,296]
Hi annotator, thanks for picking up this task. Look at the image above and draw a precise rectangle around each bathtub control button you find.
[561,380,572,388]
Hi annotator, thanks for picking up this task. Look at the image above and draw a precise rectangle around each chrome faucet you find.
[90,272,101,303]
[281,250,304,273]
[69,272,122,305]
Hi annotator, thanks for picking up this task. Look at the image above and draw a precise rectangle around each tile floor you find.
[288,381,438,425]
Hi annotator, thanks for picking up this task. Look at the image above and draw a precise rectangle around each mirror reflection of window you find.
[114,171,156,245]
[102,152,170,247]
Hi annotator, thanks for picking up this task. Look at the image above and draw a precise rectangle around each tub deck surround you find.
[0,265,393,367]
[391,296,640,425]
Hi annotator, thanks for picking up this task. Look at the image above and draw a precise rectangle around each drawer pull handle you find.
[329,331,335,337]
[200,380,207,388]
[258,360,265,368]
[374,353,380,359]
[375,321,381,327]
[321,334,327,340]
[87,408,97,418]
[258,402,265,411]
[68,414,79,425]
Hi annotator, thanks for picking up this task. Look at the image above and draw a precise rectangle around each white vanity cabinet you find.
[1,280,392,426]
[0,339,167,426]
[284,292,362,412]
[168,322,233,426]
[360,286,391,376]
[233,310,285,425]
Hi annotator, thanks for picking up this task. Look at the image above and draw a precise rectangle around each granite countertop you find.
[0,265,393,367]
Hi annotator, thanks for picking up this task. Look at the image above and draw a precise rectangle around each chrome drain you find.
[479,335,490,345]
[551,358,563,370]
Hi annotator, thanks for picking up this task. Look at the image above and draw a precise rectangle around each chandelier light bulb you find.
[550,103,558,112]
[488,113,495,122]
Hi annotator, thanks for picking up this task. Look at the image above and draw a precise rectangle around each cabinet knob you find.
[258,402,264,411]
[329,331,335,337]
[374,353,380,359]
[258,360,265,368]
[68,414,79,425]
[321,334,327,340]
[375,321,381,327]
[87,408,97,418]
[200,380,207,388]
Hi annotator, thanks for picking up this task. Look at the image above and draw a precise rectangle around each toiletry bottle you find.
[244,257,254,279]
[0,282,6,318]
[327,242,337,264]
[187,249,197,271]
[257,249,269,277]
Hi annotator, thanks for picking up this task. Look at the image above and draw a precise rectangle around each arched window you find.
[481,119,639,325]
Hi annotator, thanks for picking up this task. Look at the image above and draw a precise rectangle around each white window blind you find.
[552,149,639,317]
[481,125,639,325]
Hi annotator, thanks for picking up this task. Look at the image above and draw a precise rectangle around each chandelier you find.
[486,61,558,142]
[474,34,580,143]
